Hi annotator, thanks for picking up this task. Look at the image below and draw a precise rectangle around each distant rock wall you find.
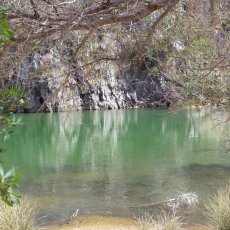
[14,49,175,113]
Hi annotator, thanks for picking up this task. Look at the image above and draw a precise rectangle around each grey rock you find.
[12,48,177,113]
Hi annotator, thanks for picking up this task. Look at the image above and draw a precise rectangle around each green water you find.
[2,109,230,225]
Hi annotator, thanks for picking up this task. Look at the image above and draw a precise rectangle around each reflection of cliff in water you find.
[2,109,230,225]
[6,109,228,173]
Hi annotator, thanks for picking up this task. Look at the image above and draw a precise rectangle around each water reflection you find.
[3,109,230,225]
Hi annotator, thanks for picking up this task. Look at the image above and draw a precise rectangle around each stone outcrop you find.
[15,48,176,113]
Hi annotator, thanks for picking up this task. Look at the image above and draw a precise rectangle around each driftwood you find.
[67,209,79,223]
[132,198,178,208]
[131,192,199,212]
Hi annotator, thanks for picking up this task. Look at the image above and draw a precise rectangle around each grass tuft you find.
[205,182,230,230]
[137,212,184,230]
[0,197,37,230]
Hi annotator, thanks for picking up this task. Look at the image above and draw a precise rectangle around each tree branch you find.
[29,0,40,19]
[9,0,173,44]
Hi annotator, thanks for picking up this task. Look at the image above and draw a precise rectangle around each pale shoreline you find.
[40,215,212,230]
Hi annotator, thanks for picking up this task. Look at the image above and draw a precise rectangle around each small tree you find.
[0,9,21,206]
[0,87,26,206]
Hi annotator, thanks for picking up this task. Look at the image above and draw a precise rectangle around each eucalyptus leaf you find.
[4,168,15,180]
[0,166,4,177]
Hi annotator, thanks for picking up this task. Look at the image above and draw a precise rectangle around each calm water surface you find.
[2,109,230,225]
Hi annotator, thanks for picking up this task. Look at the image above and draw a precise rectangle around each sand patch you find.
[42,215,138,230]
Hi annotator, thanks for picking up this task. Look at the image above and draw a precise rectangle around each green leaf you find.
[14,173,20,182]
[2,199,13,206]
[4,168,15,180]
[3,134,9,142]
[0,166,4,178]
[1,19,9,30]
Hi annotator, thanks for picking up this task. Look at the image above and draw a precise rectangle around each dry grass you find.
[205,182,230,230]
[0,197,37,230]
[137,213,184,230]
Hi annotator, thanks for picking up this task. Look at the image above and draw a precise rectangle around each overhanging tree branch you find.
[7,0,176,45]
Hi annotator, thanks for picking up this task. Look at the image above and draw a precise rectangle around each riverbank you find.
[40,215,211,230]
[41,216,138,230]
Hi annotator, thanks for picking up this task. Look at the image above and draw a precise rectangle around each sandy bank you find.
[41,215,138,230]
[41,215,211,230]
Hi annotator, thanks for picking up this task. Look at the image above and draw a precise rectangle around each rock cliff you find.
[8,33,179,113]
[13,48,177,112]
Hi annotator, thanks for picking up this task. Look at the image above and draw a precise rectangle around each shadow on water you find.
[2,109,230,225]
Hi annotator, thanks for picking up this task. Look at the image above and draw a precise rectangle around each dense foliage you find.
[0,167,20,206]
[0,87,24,206]
[0,10,24,206]
[0,8,14,47]
[0,87,26,205]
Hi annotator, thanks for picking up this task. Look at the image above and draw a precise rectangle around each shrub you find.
[205,182,230,230]
[0,197,37,230]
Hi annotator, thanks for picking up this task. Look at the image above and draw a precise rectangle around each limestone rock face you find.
[16,50,173,113]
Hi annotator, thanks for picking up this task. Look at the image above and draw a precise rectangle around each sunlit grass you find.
[205,182,230,230]
[137,213,184,230]
[0,197,37,230]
